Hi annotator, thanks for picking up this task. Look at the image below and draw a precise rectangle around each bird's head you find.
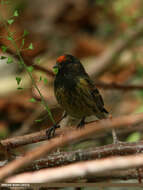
[53,54,85,75]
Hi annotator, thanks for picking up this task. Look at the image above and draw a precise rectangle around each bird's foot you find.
[46,124,60,139]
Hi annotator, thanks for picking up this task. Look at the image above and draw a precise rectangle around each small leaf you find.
[22,39,25,45]
[126,132,141,143]
[35,119,42,123]
[43,78,48,84]
[0,56,6,59]
[53,67,59,75]
[20,39,25,49]
[27,66,34,72]
[28,43,34,50]
[7,36,13,41]
[29,98,36,103]
[16,77,21,85]
[17,87,23,90]
[39,76,42,82]
[1,45,7,53]
[13,10,19,17]
[7,57,13,64]
[23,29,29,37]
[7,19,14,25]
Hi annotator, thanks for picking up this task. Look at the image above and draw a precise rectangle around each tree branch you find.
[1,141,143,171]
[0,113,143,180]
[5,153,143,183]
[0,113,142,149]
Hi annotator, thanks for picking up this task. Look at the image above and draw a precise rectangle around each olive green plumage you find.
[54,54,108,123]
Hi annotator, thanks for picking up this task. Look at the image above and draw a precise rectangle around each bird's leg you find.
[77,117,85,128]
[46,112,67,139]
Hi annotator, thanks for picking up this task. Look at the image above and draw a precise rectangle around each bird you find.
[46,54,110,139]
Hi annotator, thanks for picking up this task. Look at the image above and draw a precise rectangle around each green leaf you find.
[7,36,13,41]
[23,29,29,37]
[7,57,13,64]
[28,43,34,50]
[13,10,19,17]
[126,132,141,143]
[43,78,48,84]
[53,67,59,75]
[27,66,34,72]
[1,45,7,53]
[7,19,14,25]
[21,39,25,47]
[39,76,42,82]
[29,98,36,103]
[17,87,23,90]
[0,56,6,59]
[16,77,21,85]
[35,119,42,123]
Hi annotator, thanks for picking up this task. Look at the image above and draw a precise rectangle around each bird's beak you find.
[53,64,59,75]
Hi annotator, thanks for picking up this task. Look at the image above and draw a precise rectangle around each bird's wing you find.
[77,76,108,114]
[92,87,108,113]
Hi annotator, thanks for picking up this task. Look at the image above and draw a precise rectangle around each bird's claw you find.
[46,124,60,139]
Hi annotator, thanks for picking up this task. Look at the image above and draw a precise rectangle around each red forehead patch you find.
[57,55,66,63]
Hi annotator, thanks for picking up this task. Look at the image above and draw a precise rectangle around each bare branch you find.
[1,113,143,180]
[1,141,143,171]
[6,153,143,183]
[1,113,143,150]
[0,129,48,149]
[1,159,143,182]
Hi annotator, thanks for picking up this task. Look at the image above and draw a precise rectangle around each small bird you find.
[46,54,109,139]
